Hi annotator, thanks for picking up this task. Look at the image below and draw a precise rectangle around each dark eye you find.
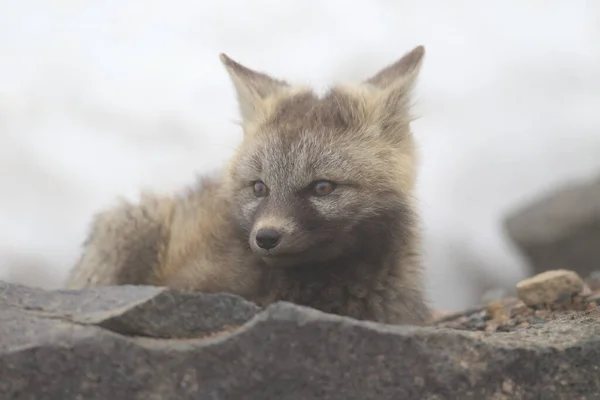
[252,180,268,197]
[312,180,336,197]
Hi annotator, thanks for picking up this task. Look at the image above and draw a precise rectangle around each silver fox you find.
[66,45,431,325]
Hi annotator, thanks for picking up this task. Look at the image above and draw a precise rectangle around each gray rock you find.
[504,175,600,278]
[1,281,599,400]
[0,280,260,338]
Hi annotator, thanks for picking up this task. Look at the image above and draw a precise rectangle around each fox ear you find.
[364,45,424,90]
[362,45,425,140]
[220,53,289,123]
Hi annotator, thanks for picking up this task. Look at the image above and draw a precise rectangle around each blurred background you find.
[1,0,599,311]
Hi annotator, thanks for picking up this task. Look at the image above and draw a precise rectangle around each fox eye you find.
[311,180,336,197]
[252,180,269,197]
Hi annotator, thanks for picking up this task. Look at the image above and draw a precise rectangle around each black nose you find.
[255,228,282,250]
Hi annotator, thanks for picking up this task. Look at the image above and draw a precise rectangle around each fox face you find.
[220,47,425,267]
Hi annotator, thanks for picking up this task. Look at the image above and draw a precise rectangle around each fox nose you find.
[255,228,282,250]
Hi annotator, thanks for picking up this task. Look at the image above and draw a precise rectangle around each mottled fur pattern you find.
[65,45,431,325]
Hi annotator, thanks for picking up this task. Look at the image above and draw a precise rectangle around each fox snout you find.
[249,216,299,256]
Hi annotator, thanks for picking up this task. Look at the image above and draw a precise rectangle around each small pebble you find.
[502,379,515,394]
[528,317,547,325]
[496,324,514,332]
[486,301,511,324]
[516,269,584,307]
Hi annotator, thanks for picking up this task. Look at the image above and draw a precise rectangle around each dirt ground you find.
[429,289,600,333]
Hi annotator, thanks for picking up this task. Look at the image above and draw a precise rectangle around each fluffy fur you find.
[65,45,431,325]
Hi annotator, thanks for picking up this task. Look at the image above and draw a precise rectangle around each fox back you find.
[66,45,431,325]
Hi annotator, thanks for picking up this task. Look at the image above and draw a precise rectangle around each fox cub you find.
[66,45,431,325]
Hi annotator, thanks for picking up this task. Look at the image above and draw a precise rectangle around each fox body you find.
[66,45,431,325]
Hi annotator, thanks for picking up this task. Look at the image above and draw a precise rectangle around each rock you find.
[516,269,584,307]
[434,287,597,334]
[504,175,600,278]
[1,281,600,399]
[0,280,260,339]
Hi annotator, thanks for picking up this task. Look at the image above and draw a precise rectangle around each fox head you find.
[220,46,425,267]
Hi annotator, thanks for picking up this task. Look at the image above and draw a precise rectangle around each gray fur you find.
[65,46,431,325]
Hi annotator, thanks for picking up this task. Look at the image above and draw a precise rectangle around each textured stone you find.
[516,269,585,306]
[504,175,600,278]
[0,280,260,339]
[1,281,600,400]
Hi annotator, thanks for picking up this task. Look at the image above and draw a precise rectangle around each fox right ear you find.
[220,54,289,123]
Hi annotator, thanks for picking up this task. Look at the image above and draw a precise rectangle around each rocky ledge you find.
[1,275,599,400]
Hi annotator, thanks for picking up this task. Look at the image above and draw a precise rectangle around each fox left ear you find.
[362,45,425,139]
[220,53,289,124]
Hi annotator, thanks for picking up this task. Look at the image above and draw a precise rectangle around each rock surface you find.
[516,269,585,306]
[1,281,600,399]
[433,286,598,334]
[0,280,260,339]
[504,175,600,278]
